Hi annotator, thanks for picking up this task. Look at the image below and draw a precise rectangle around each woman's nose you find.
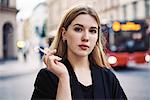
[81,30,89,42]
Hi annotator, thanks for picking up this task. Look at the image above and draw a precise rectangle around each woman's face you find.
[62,14,98,57]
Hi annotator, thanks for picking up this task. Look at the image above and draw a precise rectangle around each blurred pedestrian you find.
[32,5,127,100]
[47,30,56,47]
[47,37,54,47]
[22,41,29,62]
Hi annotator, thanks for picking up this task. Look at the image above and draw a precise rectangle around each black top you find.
[31,59,127,100]
[79,82,93,99]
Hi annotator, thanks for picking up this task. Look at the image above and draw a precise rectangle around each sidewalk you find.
[0,52,44,78]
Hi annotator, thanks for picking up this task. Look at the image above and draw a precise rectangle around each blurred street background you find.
[0,0,150,100]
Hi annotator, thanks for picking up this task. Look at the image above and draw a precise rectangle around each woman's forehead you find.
[70,14,98,28]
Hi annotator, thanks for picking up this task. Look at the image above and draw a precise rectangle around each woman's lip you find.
[79,45,89,48]
[78,45,89,50]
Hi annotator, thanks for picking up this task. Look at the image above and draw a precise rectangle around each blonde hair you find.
[50,5,110,67]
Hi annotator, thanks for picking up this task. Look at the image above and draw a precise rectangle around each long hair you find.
[50,5,110,67]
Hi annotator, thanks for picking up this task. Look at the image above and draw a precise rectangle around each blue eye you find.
[74,27,82,32]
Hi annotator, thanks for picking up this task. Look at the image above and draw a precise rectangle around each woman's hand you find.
[43,49,71,100]
[44,49,69,78]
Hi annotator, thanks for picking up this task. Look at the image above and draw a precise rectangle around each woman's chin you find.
[76,52,90,57]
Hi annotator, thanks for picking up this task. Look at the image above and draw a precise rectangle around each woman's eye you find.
[74,27,82,32]
[89,29,97,34]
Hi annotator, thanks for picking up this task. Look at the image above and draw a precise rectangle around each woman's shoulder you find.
[101,67,115,76]
[35,68,58,88]
[92,64,127,99]
[37,68,51,75]
[37,68,58,81]
[93,64,117,79]
[38,68,54,74]
[32,68,58,99]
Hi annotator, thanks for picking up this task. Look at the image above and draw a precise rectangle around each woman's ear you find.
[61,27,67,40]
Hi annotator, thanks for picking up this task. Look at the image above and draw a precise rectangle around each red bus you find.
[101,20,150,67]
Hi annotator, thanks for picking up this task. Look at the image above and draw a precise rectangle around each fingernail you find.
[58,57,62,61]
[54,50,57,52]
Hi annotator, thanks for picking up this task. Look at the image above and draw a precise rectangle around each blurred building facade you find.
[46,0,67,33]
[0,0,18,61]
[46,0,150,33]
[100,0,150,22]
[46,0,99,34]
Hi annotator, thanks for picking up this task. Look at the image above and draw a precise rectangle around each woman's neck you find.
[67,52,90,69]
[67,51,92,86]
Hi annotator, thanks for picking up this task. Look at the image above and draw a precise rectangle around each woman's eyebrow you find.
[73,24,98,29]
[73,24,83,27]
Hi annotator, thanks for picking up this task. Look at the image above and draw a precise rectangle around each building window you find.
[0,0,9,6]
[133,1,137,19]
[123,5,127,20]
[145,0,150,17]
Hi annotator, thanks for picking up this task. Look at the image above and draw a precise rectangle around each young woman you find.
[31,5,127,100]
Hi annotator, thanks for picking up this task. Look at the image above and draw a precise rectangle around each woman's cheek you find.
[90,39,97,49]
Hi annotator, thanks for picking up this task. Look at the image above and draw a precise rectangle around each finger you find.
[48,55,62,62]
[43,49,57,65]
[46,49,57,56]
[44,48,49,54]
[49,49,57,55]
[55,60,64,66]
[47,55,62,67]
[44,49,56,60]
[54,56,62,62]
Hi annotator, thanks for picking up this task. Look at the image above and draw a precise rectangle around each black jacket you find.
[31,59,127,100]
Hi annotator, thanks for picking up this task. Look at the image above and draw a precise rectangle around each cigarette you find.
[38,47,47,54]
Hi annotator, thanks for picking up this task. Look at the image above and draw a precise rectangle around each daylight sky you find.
[16,0,46,20]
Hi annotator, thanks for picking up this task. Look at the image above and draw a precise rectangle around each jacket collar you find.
[90,62,106,99]
[63,59,106,99]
